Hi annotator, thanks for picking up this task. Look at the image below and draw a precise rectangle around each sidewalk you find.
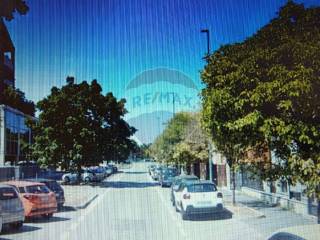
[62,184,101,210]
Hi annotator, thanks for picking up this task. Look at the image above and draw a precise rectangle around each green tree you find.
[201,1,320,210]
[151,112,193,164]
[27,77,135,173]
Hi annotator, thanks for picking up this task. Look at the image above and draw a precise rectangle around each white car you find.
[0,184,25,230]
[62,169,95,184]
[174,181,223,220]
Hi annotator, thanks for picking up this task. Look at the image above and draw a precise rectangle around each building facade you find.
[0,105,33,166]
[0,18,15,93]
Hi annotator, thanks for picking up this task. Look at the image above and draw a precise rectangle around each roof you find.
[25,178,55,183]
[0,19,14,51]
[0,183,16,188]
[1,180,45,187]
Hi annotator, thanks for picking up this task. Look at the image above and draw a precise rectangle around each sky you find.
[5,0,320,143]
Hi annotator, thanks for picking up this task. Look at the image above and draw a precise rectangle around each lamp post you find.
[201,29,210,59]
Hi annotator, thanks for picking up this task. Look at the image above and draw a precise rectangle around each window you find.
[187,184,217,193]
[0,187,18,200]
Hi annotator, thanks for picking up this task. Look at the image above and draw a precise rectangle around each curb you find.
[76,194,99,209]
[239,203,266,218]
[63,194,99,211]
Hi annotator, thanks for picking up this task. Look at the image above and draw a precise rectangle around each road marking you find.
[61,172,125,240]
[154,181,189,240]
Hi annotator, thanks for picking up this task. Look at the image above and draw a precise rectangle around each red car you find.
[3,181,57,218]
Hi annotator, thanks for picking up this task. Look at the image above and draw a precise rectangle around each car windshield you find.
[26,185,50,194]
[187,184,217,193]
[0,187,18,200]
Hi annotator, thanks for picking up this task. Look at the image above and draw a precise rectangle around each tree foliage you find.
[0,0,29,21]
[151,112,209,166]
[0,86,35,116]
[27,77,136,171]
[201,1,320,197]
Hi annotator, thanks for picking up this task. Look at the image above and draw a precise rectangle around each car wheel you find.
[84,177,90,184]
[175,202,179,212]
[181,208,188,220]
[64,176,70,184]
[58,203,64,211]
[11,221,23,229]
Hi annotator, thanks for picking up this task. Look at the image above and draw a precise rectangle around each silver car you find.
[0,184,25,229]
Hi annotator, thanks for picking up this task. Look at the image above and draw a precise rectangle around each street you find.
[1,162,316,240]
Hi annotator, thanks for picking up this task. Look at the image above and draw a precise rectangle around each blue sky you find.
[6,0,320,102]
[5,1,320,137]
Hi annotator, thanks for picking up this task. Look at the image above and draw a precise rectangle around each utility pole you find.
[201,28,213,182]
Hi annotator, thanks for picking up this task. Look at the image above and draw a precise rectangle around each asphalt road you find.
[1,162,316,240]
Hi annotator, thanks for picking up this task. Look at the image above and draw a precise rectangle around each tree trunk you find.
[317,200,320,224]
[232,167,236,206]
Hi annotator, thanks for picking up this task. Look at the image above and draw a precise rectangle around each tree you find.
[0,86,35,116]
[150,112,193,164]
[201,1,320,211]
[173,113,209,167]
[150,112,209,176]
[27,77,136,173]
[0,0,29,21]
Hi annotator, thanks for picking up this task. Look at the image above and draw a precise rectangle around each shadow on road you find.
[244,200,277,209]
[101,181,159,188]
[1,225,41,235]
[26,216,70,224]
[124,171,148,175]
[59,205,77,212]
[187,209,233,221]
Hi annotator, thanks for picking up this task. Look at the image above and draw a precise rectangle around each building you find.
[0,18,15,92]
[0,19,34,166]
[0,105,33,165]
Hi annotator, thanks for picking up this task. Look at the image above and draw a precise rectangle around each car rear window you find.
[46,181,63,191]
[26,185,50,194]
[0,187,18,200]
[187,184,217,193]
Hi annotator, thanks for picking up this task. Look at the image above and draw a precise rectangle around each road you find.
[1,162,316,240]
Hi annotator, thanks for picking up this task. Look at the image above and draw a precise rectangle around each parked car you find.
[174,181,223,220]
[268,224,320,240]
[151,166,163,181]
[103,165,114,176]
[171,175,199,206]
[108,164,118,173]
[0,184,25,229]
[159,169,178,187]
[2,181,57,218]
[26,179,65,209]
[62,169,95,184]
[148,164,156,176]
[89,167,106,182]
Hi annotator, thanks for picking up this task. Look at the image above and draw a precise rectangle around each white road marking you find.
[154,181,189,240]
[61,172,125,240]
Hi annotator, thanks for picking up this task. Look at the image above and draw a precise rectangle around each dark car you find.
[26,178,65,209]
[159,168,178,187]
[170,175,199,206]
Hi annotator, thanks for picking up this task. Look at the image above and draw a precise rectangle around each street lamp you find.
[201,29,210,59]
